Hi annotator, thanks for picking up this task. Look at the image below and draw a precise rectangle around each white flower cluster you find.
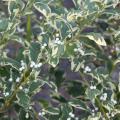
[91,107,98,117]
[3,92,9,97]
[41,43,47,49]
[69,112,75,118]
[38,111,46,116]
[54,37,64,45]
[54,33,64,45]
[100,93,107,101]
[8,78,13,82]
[24,88,29,93]
[19,60,26,72]
[74,48,84,55]
[16,77,20,83]
[90,85,96,90]
[68,34,72,38]
[84,66,91,73]
[25,112,29,119]
[9,76,21,83]
[30,61,42,68]
[91,109,95,116]
[67,112,79,120]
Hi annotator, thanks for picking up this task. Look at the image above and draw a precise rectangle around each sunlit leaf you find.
[85,33,107,46]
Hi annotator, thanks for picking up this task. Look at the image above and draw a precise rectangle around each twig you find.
[0,68,32,113]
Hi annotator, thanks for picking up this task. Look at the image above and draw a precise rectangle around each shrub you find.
[0,0,120,120]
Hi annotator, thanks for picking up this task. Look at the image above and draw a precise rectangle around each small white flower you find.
[80,51,85,56]
[20,60,23,63]
[19,67,23,71]
[69,112,75,118]
[34,64,38,69]
[37,63,42,68]
[56,33,59,37]
[4,92,9,96]
[67,118,71,120]
[29,106,32,110]
[74,48,84,55]
[77,48,84,55]
[90,85,94,90]
[24,88,29,93]
[74,48,78,52]
[19,66,25,71]
[42,111,45,115]
[103,97,107,101]
[75,117,79,120]
[68,34,72,38]
[19,86,23,90]
[6,92,9,96]
[21,60,25,67]
[43,43,47,47]
[100,96,104,100]
[25,112,29,119]
[54,39,63,45]
[22,66,25,69]
[34,63,42,69]
[113,100,117,104]
[108,55,112,59]
[92,109,95,113]
[57,40,61,44]
[93,86,96,89]
[41,43,47,49]
[71,114,75,118]
[30,61,35,68]
[103,93,107,97]
[95,107,98,111]
[38,112,42,116]
[55,37,60,41]
[39,16,43,20]
[90,85,96,90]
[16,77,20,82]
[41,46,45,49]
[100,93,107,101]
[9,78,13,82]
[111,113,115,117]
[54,40,58,44]
[84,66,91,72]
[69,112,72,116]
